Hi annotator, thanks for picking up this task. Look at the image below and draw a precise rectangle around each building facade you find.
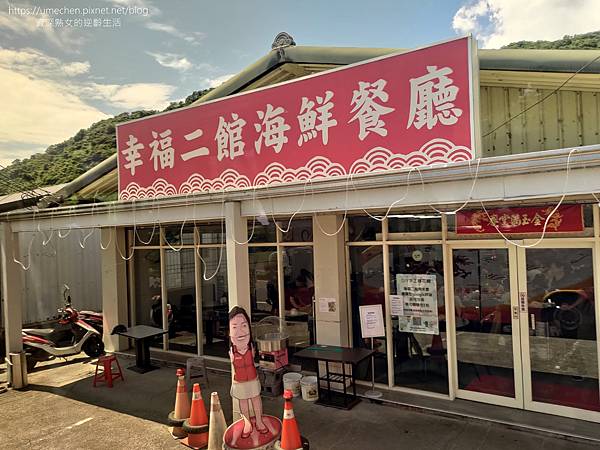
[3,35,600,423]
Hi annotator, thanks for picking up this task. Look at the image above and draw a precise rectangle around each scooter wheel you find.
[26,357,37,372]
[83,336,105,357]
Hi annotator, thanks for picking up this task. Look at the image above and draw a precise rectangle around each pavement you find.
[0,354,598,450]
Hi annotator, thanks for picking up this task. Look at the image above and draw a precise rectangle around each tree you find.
[503,31,600,49]
[0,89,212,195]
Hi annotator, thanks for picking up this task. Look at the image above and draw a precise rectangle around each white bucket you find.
[300,375,318,402]
[282,372,302,397]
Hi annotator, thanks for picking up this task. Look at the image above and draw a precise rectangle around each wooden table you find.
[295,345,374,410]
[115,325,167,373]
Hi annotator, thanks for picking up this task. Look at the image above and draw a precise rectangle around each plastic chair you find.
[185,356,209,390]
[93,355,124,388]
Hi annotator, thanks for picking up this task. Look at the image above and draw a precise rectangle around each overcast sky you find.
[1,0,599,167]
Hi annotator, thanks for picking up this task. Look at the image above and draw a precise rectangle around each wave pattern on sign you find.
[120,138,473,200]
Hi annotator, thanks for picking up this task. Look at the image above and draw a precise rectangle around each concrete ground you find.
[0,354,597,450]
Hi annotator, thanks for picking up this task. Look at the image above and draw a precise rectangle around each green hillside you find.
[0,89,210,196]
[502,31,600,49]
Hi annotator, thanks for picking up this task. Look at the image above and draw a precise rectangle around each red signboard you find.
[117,37,476,200]
[456,205,584,234]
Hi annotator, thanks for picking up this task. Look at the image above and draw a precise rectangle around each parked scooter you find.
[22,285,104,371]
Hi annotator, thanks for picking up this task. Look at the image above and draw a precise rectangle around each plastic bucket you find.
[300,376,318,402]
[282,372,302,397]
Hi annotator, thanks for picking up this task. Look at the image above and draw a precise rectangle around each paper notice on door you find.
[390,295,404,316]
[319,298,337,313]
[396,273,439,335]
[359,304,385,338]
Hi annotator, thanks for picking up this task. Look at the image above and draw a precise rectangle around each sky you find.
[1,0,599,167]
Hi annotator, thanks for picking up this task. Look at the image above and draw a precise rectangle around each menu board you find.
[395,274,439,335]
[359,304,385,338]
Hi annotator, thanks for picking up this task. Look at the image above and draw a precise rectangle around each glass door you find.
[518,243,600,420]
[450,242,523,408]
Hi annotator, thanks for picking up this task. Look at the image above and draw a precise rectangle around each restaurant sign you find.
[117,37,477,200]
[456,205,584,234]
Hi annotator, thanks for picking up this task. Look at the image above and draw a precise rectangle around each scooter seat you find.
[23,328,55,337]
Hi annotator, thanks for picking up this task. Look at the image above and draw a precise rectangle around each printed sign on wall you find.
[117,37,477,200]
[456,204,584,234]
[395,274,439,335]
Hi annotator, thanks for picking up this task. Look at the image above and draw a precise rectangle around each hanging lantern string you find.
[310,174,351,237]
[79,189,99,249]
[479,147,577,249]
[195,189,226,281]
[12,232,36,271]
[164,192,191,252]
[348,166,425,222]
[133,196,159,245]
[231,183,259,245]
[57,206,76,238]
[428,157,481,216]
[269,177,310,234]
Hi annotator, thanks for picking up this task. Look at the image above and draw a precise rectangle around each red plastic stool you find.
[93,355,124,388]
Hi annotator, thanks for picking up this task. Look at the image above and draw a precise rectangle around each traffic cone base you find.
[170,368,191,439]
[180,383,209,449]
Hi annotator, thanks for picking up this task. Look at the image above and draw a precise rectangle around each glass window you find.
[388,215,442,234]
[164,225,195,246]
[282,246,315,350]
[349,245,388,384]
[249,218,277,243]
[134,226,160,246]
[197,222,225,244]
[280,218,313,243]
[453,249,514,397]
[389,244,448,394]
[249,247,279,322]
[348,216,382,241]
[199,248,229,358]
[133,249,163,348]
[526,247,598,411]
[165,248,197,354]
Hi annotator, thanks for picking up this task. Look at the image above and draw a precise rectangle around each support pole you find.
[364,337,382,399]
[1,223,25,387]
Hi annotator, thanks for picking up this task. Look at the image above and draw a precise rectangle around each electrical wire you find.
[483,53,600,139]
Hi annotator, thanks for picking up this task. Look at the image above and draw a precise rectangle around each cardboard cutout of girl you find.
[228,306,268,438]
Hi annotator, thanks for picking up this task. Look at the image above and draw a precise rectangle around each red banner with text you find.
[117,37,476,200]
[456,205,584,234]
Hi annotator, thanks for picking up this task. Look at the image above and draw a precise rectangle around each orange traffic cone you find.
[207,392,227,450]
[168,368,191,439]
[275,389,303,450]
[181,383,209,449]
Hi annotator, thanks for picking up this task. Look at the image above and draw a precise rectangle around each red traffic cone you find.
[168,368,191,439]
[181,383,209,449]
[276,389,303,450]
